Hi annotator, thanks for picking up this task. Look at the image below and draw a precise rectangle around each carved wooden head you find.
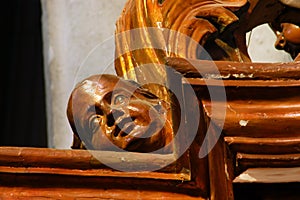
[273,23,300,59]
[67,74,173,153]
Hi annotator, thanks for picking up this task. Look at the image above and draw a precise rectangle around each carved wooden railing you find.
[167,57,300,199]
[0,147,204,199]
[1,59,300,199]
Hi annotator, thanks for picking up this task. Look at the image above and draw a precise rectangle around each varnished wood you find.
[0,173,204,200]
[203,99,300,138]
[67,74,174,153]
[0,147,186,179]
[2,0,300,199]
[182,83,210,197]
[172,56,300,198]
[236,153,300,169]
[225,137,300,154]
[0,147,206,199]
[0,187,204,200]
[185,79,300,87]
[166,57,300,79]
[207,125,235,200]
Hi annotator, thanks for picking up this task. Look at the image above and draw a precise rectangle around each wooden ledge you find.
[166,57,300,80]
[184,79,300,87]
[0,147,205,199]
[0,146,188,180]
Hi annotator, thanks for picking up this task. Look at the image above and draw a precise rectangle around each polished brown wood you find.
[2,0,300,199]
[173,57,300,199]
[236,153,300,170]
[0,147,205,199]
[3,59,300,198]
[207,125,235,200]
[0,173,203,200]
[67,74,174,153]
[0,147,181,177]
[166,57,300,79]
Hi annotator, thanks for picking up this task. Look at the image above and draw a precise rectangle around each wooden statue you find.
[114,0,250,102]
[114,0,300,125]
[67,74,173,153]
[115,0,300,76]
[2,0,300,199]
[68,0,300,152]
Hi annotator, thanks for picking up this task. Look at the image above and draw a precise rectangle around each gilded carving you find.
[67,0,300,152]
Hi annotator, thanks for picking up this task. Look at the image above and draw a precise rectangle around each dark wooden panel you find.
[236,153,300,170]
[225,137,300,154]
[207,125,235,200]
[0,173,203,200]
[234,182,300,200]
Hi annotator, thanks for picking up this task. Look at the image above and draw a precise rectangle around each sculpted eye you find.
[89,115,101,133]
[113,94,129,105]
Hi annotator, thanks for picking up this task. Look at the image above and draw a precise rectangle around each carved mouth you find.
[126,121,163,151]
[126,138,143,151]
[113,117,135,138]
[110,113,164,151]
[125,125,163,152]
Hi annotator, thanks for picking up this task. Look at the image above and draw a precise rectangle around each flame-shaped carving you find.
[114,0,249,100]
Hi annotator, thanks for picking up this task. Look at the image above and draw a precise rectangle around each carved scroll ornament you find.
[114,0,250,83]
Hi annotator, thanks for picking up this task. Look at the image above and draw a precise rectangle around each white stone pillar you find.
[41,0,126,149]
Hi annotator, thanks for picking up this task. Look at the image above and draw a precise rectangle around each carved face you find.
[274,23,300,59]
[67,74,172,153]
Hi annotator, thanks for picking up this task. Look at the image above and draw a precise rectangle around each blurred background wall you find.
[41,0,127,148]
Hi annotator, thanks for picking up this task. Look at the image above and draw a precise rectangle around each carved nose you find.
[99,100,125,127]
[106,109,125,127]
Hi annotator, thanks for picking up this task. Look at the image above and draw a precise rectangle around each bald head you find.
[67,74,172,153]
